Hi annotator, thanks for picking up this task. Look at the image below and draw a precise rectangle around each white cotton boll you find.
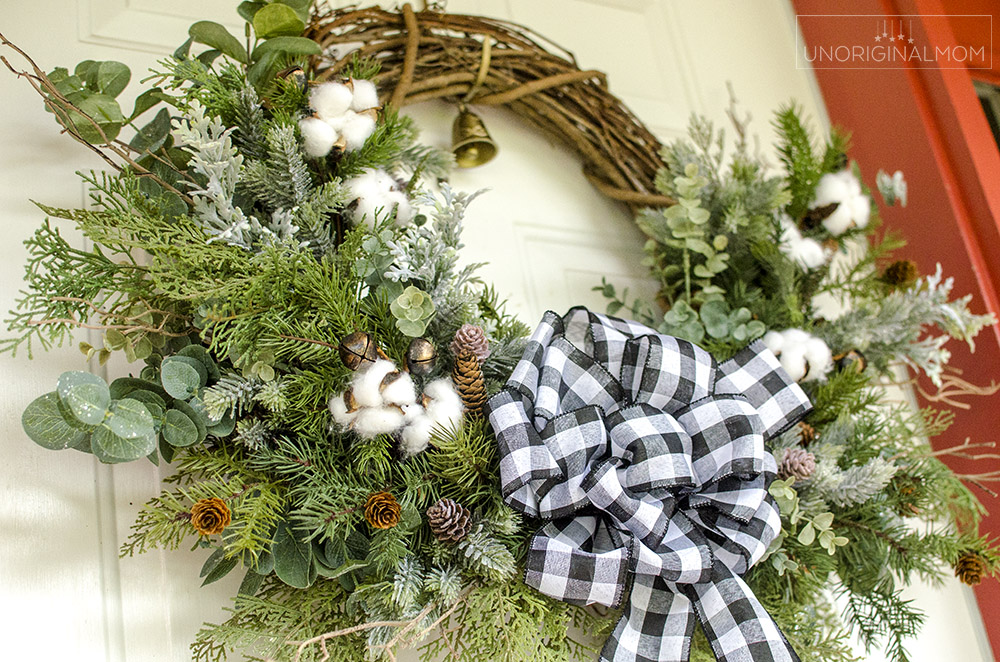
[345,168,410,228]
[812,172,851,207]
[400,415,435,455]
[841,170,862,197]
[401,403,423,421]
[782,328,811,348]
[382,372,417,406]
[353,359,398,408]
[779,346,809,382]
[299,117,338,158]
[350,78,379,111]
[794,237,829,269]
[850,194,871,229]
[353,406,406,438]
[763,330,785,355]
[341,112,376,151]
[310,82,353,119]
[423,378,465,428]
[803,338,833,381]
[329,392,357,427]
[821,203,855,236]
[386,191,414,225]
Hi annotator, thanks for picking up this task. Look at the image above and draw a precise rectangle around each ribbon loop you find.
[486,308,810,662]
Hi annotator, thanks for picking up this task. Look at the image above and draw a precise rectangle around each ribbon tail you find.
[601,574,696,662]
[682,563,799,662]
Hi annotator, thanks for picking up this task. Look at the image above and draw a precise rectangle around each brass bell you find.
[451,106,497,168]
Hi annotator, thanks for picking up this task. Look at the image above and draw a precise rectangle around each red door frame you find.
[793,0,1000,657]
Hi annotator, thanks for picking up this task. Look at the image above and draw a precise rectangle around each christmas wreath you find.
[3,3,999,662]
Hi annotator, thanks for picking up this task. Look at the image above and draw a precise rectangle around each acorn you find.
[406,337,437,376]
[834,349,867,374]
[339,331,378,370]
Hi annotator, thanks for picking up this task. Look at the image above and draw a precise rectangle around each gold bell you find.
[451,106,497,168]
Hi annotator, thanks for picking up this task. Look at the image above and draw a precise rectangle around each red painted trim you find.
[794,0,1000,657]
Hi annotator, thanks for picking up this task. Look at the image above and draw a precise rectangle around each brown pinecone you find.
[364,491,401,530]
[955,552,986,586]
[882,259,919,289]
[778,448,816,480]
[798,422,817,446]
[450,324,490,361]
[190,498,231,536]
[452,352,487,414]
[426,498,473,543]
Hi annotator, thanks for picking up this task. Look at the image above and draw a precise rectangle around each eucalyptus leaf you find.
[273,520,315,588]
[277,0,312,24]
[251,36,321,60]
[160,357,202,399]
[177,345,220,382]
[163,408,200,447]
[96,61,130,98]
[252,3,305,39]
[91,424,156,463]
[201,551,240,586]
[171,399,208,443]
[57,371,110,426]
[158,436,176,464]
[237,1,266,22]
[109,376,169,402]
[188,21,248,64]
[22,392,90,450]
[130,108,172,154]
[238,569,266,596]
[107,398,155,440]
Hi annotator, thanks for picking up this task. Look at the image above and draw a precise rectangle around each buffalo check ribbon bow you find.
[484,308,812,662]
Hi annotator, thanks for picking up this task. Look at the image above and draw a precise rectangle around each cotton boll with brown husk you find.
[399,379,465,456]
[811,170,871,236]
[353,359,398,408]
[329,359,415,439]
[345,168,413,228]
[779,216,829,270]
[350,78,379,112]
[302,79,380,157]
[763,328,833,382]
[310,82,354,119]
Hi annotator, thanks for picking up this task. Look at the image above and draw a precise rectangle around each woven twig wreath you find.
[308,3,675,211]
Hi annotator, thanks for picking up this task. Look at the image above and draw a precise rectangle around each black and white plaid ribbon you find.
[485,307,811,662]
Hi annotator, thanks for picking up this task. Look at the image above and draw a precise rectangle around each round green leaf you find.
[109,376,169,402]
[188,21,248,64]
[252,3,305,39]
[107,398,155,440]
[22,392,90,450]
[163,408,200,447]
[57,371,111,426]
[96,61,130,98]
[207,413,236,438]
[172,399,208,443]
[91,424,156,463]
[178,345,220,382]
[251,36,321,60]
[160,358,202,399]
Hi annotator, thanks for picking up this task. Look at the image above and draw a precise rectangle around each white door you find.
[0,1,988,660]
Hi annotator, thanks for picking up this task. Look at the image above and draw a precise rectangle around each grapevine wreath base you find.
[3,3,1000,662]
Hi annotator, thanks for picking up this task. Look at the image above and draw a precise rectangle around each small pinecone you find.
[778,447,816,480]
[451,324,490,361]
[364,491,401,530]
[452,352,487,414]
[882,259,919,289]
[955,552,986,586]
[426,498,473,543]
[798,422,817,446]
